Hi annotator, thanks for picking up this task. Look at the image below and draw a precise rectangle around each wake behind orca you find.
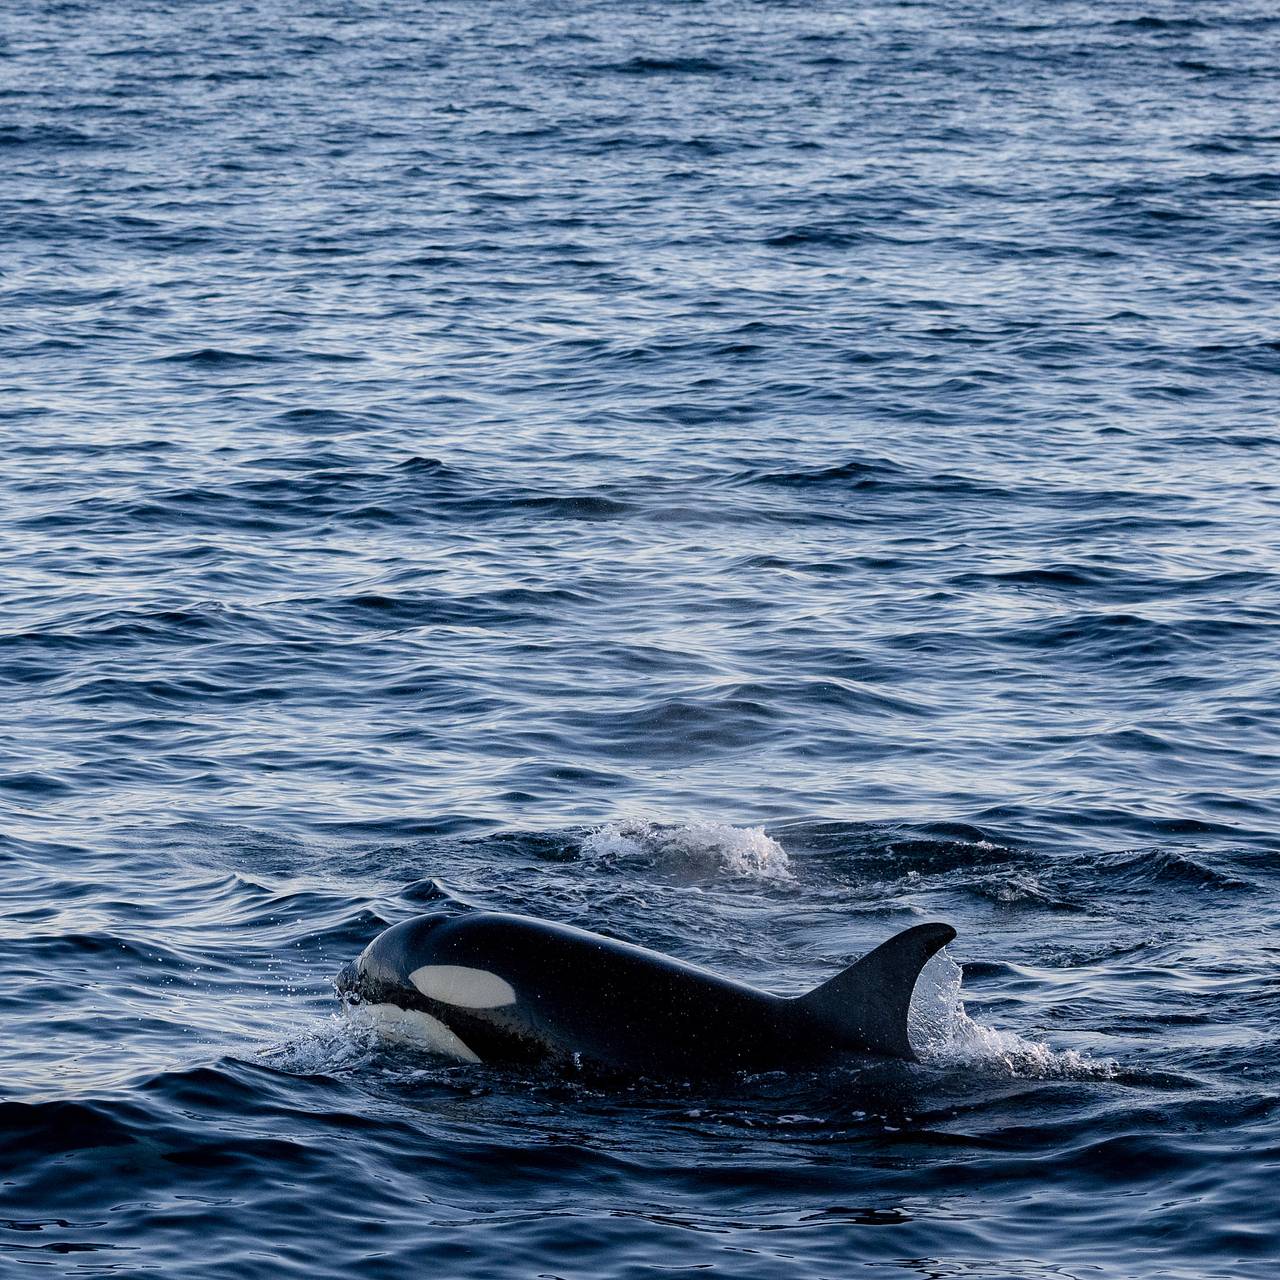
[337,895,956,1078]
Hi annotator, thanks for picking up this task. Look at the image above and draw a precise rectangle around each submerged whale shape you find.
[337,902,956,1077]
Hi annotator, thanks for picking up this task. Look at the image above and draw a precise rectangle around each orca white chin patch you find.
[355,1003,481,1063]
[410,964,516,1010]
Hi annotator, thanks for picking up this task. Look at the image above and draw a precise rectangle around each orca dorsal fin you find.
[794,922,956,1062]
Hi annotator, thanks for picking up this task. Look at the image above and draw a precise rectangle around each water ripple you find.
[3,0,1279,1275]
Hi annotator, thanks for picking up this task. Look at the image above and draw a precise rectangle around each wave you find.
[581,820,794,883]
[598,56,731,76]
[910,954,1117,1081]
[154,347,280,367]
[1096,849,1252,891]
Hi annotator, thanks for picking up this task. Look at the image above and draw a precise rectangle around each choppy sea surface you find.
[3,1,1279,1276]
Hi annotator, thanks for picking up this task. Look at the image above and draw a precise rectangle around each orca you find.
[337,898,956,1078]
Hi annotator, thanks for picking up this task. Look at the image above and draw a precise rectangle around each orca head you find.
[336,912,519,1066]
[336,912,454,1005]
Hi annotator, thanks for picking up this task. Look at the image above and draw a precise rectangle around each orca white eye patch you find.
[410,964,517,1009]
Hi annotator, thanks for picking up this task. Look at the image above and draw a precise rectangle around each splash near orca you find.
[337,898,956,1076]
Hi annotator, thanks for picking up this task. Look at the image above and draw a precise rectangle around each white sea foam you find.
[582,819,793,882]
[257,1012,380,1076]
[909,952,1117,1080]
[264,1002,487,1074]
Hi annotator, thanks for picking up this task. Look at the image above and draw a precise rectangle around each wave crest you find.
[910,954,1116,1081]
[581,820,793,882]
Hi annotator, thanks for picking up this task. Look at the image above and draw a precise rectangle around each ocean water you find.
[2,0,1279,1275]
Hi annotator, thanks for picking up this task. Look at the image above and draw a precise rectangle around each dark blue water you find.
[3,0,1279,1275]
